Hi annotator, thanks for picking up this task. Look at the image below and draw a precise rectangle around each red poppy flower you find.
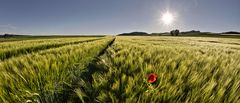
[147,73,157,83]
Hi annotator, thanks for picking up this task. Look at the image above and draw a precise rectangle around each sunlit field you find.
[0,36,240,102]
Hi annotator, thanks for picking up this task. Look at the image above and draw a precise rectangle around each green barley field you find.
[0,35,240,103]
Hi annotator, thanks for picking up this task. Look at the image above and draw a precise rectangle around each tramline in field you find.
[0,37,104,61]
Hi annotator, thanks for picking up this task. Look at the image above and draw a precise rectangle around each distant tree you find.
[170,30,174,36]
[3,34,9,38]
[175,29,179,36]
[170,29,180,36]
[2,33,19,38]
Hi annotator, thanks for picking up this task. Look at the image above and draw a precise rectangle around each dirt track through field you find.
[65,37,116,102]
[98,37,116,56]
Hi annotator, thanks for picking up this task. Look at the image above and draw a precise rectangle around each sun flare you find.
[161,11,174,25]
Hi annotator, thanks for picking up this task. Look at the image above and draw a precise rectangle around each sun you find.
[161,11,174,25]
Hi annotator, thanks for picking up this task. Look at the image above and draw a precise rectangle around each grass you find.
[0,35,240,102]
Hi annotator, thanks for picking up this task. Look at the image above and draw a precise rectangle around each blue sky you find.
[0,0,239,35]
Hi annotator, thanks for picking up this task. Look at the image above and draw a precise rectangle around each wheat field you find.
[0,36,239,103]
